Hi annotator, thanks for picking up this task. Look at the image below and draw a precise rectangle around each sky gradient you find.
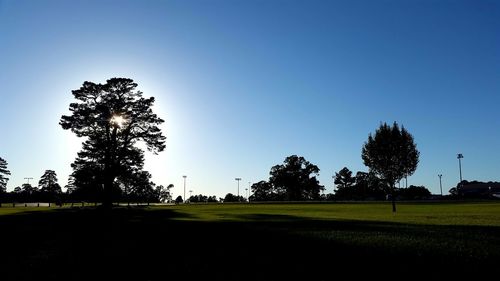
[0,0,499,198]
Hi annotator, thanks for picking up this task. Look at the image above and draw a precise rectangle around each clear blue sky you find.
[0,0,498,198]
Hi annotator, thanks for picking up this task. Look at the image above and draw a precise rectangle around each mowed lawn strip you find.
[153,202,500,263]
[158,202,500,226]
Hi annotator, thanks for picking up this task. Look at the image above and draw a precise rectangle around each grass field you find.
[1,202,499,280]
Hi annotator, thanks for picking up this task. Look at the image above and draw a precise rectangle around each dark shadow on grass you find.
[0,207,499,280]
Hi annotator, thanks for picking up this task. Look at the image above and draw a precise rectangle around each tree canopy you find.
[251,155,324,201]
[38,170,62,205]
[362,122,419,212]
[38,170,61,194]
[0,157,10,194]
[334,167,356,190]
[269,155,324,201]
[333,168,386,200]
[60,78,166,207]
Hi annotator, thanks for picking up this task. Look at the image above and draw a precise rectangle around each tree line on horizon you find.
[0,167,173,206]
[1,78,496,209]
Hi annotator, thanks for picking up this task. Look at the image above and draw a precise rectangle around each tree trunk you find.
[391,184,397,213]
[103,178,114,209]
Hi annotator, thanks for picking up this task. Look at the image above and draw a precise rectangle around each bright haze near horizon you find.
[0,0,498,198]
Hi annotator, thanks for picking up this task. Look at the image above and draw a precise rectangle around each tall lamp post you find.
[438,174,443,196]
[248,181,251,202]
[24,177,33,185]
[457,153,464,193]
[183,175,187,203]
[235,178,241,197]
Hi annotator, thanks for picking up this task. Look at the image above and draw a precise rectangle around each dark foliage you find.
[223,193,246,203]
[334,169,387,200]
[397,185,431,200]
[270,155,324,201]
[251,155,324,201]
[0,157,10,206]
[60,78,166,207]
[454,180,500,199]
[38,170,62,205]
[189,194,218,203]
[249,180,276,201]
[362,122,419,211]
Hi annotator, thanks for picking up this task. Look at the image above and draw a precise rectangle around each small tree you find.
[21,183,38,202]
[155,184,174,203]
[223,193,245,203]
[39,170,62,206]
[362,122,419,212]
[0,157,11,207]
[269,155,324,201]
[334,167,356,194]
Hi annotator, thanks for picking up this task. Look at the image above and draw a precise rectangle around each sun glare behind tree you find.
[110,114,126,128]
[60,78,166,208]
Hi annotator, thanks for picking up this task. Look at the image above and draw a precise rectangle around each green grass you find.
[159,201,500,226]
[156,202,500,264]
[1,201,499,280]
[0,206,56,216]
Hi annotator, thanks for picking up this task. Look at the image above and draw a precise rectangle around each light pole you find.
[245,188,248,201]
[24,177,33,185]
[248,181,251,202]
[189,190,193,201]
[235,178,241,197]
[457,153,463,192]
[183,175,187,203]
[438,174,443,196]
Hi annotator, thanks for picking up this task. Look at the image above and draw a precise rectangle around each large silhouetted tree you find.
[0,157,11,206]
[269,155,324,201]
[38,170,62,206]
[60,78,166,207]
[362,122,419,212]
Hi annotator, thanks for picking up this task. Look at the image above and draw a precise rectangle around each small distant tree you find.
[334,167,355,189]
[39,170,62,206]
[333,167,356,199]
[224,193,245,203]
[0,157,11,206]
[398,185,431,200]
[269,155,324,201]
[362,122,419,212]
[207,196,218,203]
[175,196,183,204]
[155,184,174,203]
[189,194,209,203]
[21,183,38,202]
